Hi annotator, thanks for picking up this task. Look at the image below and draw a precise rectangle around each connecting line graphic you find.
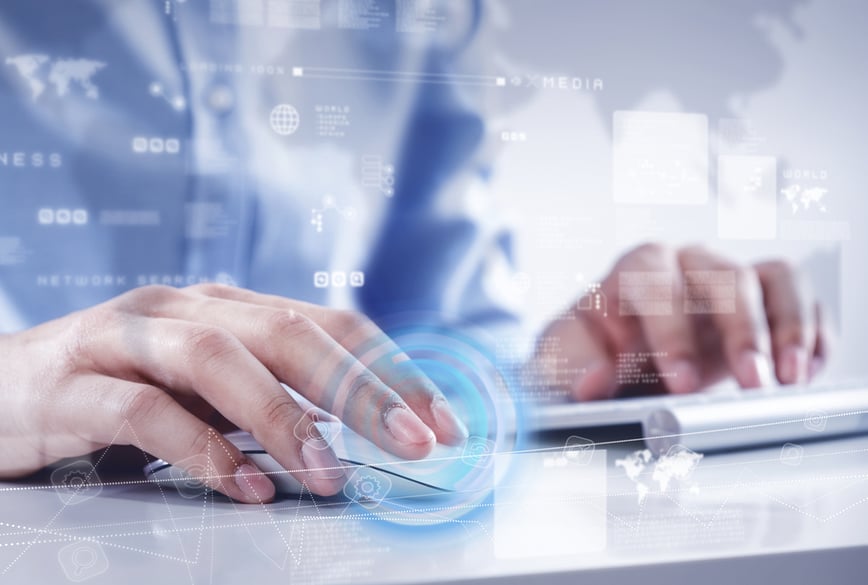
[0,422,128,576]
[125,421,206,585]
[291,66,507,88]
[2,474,867,571]
[3,409,868,577]
[2,406,868,496]
[3,471,865,546]
[2,417,868,498]
[310,194,356,233]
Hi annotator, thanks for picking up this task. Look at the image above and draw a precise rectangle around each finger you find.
[86,316,347,496]
[754,260,816,385]
[72,375,275,504]
[186,284,467,445]
[678,247,774,389]
[314,311,469,445]
[153,294,438,460]
[809,303,827,379]
[529,310,616,401]
[613,244,701,394]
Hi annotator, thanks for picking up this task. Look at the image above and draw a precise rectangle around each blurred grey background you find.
[478,0,866,381]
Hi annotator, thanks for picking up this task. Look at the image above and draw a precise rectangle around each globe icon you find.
[269,104,300,136]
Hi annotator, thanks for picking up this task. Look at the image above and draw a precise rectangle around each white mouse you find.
[144,429,471,502]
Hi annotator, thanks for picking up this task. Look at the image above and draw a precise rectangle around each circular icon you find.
[58,541,109,583]
[293,409,342,450]
[166,455,214,499]
[355,475,381,498]
[71,546,98,575]
[270,104,300,136]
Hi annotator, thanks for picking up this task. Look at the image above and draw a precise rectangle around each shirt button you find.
[206,84,235,114]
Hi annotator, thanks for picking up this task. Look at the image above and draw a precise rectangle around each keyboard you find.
[526,380,868,455]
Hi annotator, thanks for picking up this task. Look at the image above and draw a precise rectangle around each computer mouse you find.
[144,428,474,503]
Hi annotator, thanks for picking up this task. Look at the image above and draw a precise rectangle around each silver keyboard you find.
[527,380,868,455]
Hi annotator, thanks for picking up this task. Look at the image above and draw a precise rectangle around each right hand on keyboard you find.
[526,243,828,401]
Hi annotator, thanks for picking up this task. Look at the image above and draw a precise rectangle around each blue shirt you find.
[0,0,519,340]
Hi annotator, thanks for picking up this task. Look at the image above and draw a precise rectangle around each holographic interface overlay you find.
[314,316,519,528]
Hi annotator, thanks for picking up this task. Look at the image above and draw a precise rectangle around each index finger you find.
[162,290,440,459]
[186,284,469,445]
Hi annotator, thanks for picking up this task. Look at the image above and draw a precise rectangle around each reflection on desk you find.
[1,435,867,584]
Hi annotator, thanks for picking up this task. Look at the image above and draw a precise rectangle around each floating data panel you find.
[717,155,777,240]
[494,450,607,559]
[613,111,709,205]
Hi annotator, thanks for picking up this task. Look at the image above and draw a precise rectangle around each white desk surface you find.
[2,434,867,585]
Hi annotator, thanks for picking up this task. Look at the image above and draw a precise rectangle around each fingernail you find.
[430,397,470,444]
[669,360,700,394]
[301,440,347,481]
[779,345,808,385]
[385,405,436,447]
[738,350,774,388]
[234,463,276,503]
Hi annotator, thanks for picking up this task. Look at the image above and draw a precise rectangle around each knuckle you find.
[264,310,317,341]
[344,371,388,409]
[678,243,711,260]
[56,308,117,376]
[118,386,168,426]
[131,284,178,305]
[109,284,179,317]
[181,326,240,368]
[634,241,670,259]
[774,319,805,346]
[186,282,231,297]
[259,394,301,431]
[762,259,798,281]
[331,310,371,337]
[188,425,220,457]
[734,265,761,293]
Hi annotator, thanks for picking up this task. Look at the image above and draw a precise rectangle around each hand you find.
[0,284,468,502]
[528,243,827,400]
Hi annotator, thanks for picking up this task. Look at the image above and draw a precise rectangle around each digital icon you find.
[310,194,356,233]
[165,454,217,499]
[781,184,828,214]
[343,468,392,510]
[576,282,608,317]
[270,103,300,136]
[38,208,88,226]
[162,0,190,21]
[57,541,109,582]
[780,442,804,467]
[331,271,347,288]
[149,81,186,111]
[563,435,595,466]
[462,436,496,468]
[349,271,365,288]
[312,271,365,289]
[132,136,180,154]
[214,272,238,287]
[50,460,102,506]
[6,55,105,101]
[313,272,330,288]
[293,409,342,450]
[804,410,828,433]
[361,156,395,197]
